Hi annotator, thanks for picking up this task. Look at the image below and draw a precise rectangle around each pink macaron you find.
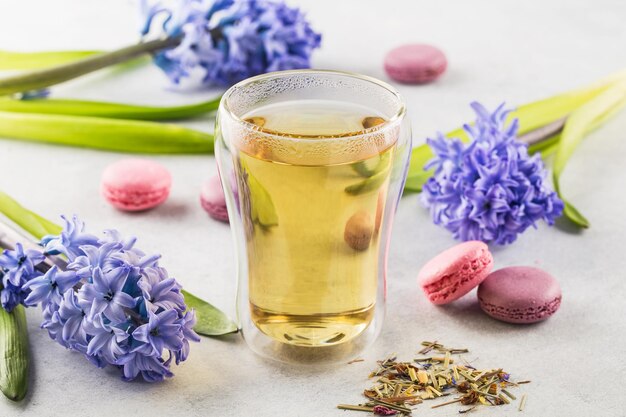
[418,241,494,305]
[200,175,229,223]
[477,266,562,324]
[101,158,171,212]
[384,43,447,84]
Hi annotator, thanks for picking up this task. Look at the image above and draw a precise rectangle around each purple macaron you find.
[384,43,447,84]
[200,175,229,223]
[477,266,562,324]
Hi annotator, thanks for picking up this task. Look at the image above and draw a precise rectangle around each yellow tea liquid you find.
[235,100,396,346]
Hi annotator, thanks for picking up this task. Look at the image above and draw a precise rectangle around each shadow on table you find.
[554,216,586,235]
[435,296,549,334]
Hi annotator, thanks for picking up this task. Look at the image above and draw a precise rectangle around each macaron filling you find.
[423,254,493,302]
[479,295,562,323]
[103,186,169,208]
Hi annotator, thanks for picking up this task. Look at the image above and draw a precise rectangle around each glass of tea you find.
[215,70,411,363]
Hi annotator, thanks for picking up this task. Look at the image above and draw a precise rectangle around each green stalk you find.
[552,80,626,228]
[0,96,221,121]
[0,50,100,70]
[0,305,29,401]
[528,134,561,154]
[0,37,180,96]
[0,191,58,239]
[0,111,213,154]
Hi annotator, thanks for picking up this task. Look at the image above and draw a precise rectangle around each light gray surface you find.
[1,0,626,416]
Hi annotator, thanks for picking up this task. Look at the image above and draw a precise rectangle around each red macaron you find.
[418,241,494,305]
[101,159,172,212]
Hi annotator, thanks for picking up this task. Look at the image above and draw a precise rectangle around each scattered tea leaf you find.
[338,341,529,415]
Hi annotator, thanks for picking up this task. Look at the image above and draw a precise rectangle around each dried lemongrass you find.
[338,341,529,415]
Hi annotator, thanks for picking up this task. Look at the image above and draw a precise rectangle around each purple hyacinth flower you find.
[86,324,130,364]
[117,351,174,382]
[137,267,185,312]
[174,310,200,364]
[78,267,136,323]
[23,266,80,307]
[140,0,321,87]
[0,243,44,287]
[57,289,90,344]
[41,215,99,260]
[132,309,184,355]
[40,303,65,345]
[421,102,564,245]
[0,281,30,313]
[68,242,126,278]
[2,214,202,382]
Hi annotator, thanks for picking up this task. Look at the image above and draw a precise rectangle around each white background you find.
[1,0,626,416]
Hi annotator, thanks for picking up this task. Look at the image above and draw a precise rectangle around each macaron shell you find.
[200,175,229,223]
[418,241,493,305]
[477,266,562,324]
[101,158,171,212]
[384,44,447,84]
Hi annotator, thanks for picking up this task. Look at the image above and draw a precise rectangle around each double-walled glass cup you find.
[215,70,411,363]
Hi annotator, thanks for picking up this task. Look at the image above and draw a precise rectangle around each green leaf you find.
[562,199,590,228]
[539,141,559,159]
[403,170,432,193]
[345,152,393,195]
[528,133,561,154]
[0,305,29,401]
[351,150,391,178]
[0,97,221,121]
[404,71,626,193]
[241,163,279,227]
[552,80,626,227]
[181,290,238,336]
[0,50,100,70]
[0,191,58,240]
[345,169,388,195]
[0,111,213,154]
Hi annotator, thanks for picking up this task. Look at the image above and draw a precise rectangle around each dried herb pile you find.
[338,341,530,415]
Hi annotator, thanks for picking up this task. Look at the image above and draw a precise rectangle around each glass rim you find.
[220,69,406,142]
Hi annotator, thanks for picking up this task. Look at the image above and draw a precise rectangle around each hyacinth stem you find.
[518,117,566,146]
[0,36,182,96]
